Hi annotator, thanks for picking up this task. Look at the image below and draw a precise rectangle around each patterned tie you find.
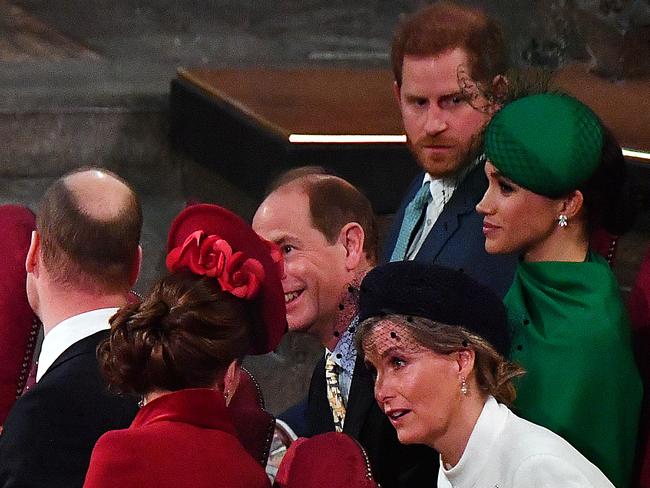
[390,181,432,262]
[325,353,346,432]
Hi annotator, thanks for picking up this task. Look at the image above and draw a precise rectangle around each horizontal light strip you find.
[623,148,650,162]
[289,134,407,144]
[289,134,650,163]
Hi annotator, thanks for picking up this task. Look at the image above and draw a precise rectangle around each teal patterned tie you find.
[390,181,432,262]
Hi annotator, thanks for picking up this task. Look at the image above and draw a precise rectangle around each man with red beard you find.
[383,2,516,297]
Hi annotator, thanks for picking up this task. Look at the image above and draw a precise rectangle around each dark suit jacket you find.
[382,166,517,298]
[307,355,438,488]
[0,329,138,488]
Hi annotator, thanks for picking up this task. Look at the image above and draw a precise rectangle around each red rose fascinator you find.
[166,204,286,354]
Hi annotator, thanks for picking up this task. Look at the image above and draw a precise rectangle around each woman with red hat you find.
[83,204,287,488]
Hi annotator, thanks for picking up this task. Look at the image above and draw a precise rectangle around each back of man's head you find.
[391,1,507,87]
[37,168,142,294]
[284,173,378,266]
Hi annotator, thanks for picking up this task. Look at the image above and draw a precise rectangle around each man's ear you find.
[393,80,401,107]
[128,245,142,288]
[25,231,40,275]
[338,222,365,271]
[561,190,584,220]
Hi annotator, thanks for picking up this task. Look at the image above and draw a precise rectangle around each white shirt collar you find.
[405,157,482,260]
[36,307,119,382]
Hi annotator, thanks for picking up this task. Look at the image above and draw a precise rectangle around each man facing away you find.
[253,172,438,487]
[0,169,142,488]
[383,1,517,297]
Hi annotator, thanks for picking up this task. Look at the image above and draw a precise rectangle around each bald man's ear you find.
[128,245,142,288]
[339,223,365,271]
[25,231,40,275]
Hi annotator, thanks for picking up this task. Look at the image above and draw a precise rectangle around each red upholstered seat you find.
[0,205,39,424]
[629,246,650,487]
[227,367,275,467]
[273,432,379,488]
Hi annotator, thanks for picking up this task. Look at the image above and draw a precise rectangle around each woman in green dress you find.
[476,93,642,488]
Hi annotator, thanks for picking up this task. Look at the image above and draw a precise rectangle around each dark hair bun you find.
[98,271,253,395]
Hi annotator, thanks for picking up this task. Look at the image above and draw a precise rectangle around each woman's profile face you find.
[476,161,562,259]
[362,321,463,449]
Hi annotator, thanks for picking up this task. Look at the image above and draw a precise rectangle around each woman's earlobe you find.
[562,190,584,219]
[456,348,475,376]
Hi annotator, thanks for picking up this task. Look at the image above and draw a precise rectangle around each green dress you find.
[505,251,642,488]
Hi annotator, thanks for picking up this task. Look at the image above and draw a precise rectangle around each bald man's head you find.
[37,168,142,293]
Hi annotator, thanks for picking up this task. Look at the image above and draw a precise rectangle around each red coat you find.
[84,388,270,488]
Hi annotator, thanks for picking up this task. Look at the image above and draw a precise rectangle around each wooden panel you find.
[552,64,650,153]
[178,68,402,137]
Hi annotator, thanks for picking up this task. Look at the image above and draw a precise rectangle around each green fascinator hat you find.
[485,93,603,198]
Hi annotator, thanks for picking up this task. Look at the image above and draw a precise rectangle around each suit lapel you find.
[343,356,376,438]
[416,165,487,262]
[307,354,336,435]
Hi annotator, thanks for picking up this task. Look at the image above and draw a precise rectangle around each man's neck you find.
[41,289,128,335]
[317,267,371,350]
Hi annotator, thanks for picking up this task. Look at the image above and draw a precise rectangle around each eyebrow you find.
[267,233,303,247]
[486,166,515,183]
[495,172,518,186]
[369,344,405,361]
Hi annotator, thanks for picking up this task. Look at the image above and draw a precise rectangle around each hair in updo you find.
[98,270,254,396]
[579,126,634,236]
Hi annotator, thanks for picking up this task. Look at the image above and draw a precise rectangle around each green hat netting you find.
[485,93,603,197]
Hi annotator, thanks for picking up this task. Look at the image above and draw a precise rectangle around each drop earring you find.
[224,389,232,407]
[460,376,469,396]
[558,214,568,228]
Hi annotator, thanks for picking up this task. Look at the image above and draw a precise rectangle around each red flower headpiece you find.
[166,204,287,355]
[166,230,282,301]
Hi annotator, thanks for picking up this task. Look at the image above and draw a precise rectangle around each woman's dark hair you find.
[579,126,634,235]
[98,271,254,396]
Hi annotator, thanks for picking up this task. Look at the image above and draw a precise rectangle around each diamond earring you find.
[558,214,568,228]
[460,376,469,396]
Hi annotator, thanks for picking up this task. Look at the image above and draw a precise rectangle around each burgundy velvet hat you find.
[0,205,39,424]
[273,432,379,488]
[166,204,287,355]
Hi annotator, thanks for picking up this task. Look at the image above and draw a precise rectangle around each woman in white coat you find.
[356,261,614,488]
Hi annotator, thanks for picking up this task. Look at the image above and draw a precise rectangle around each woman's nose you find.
[374,374,393,405]
[476,189,493,215]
